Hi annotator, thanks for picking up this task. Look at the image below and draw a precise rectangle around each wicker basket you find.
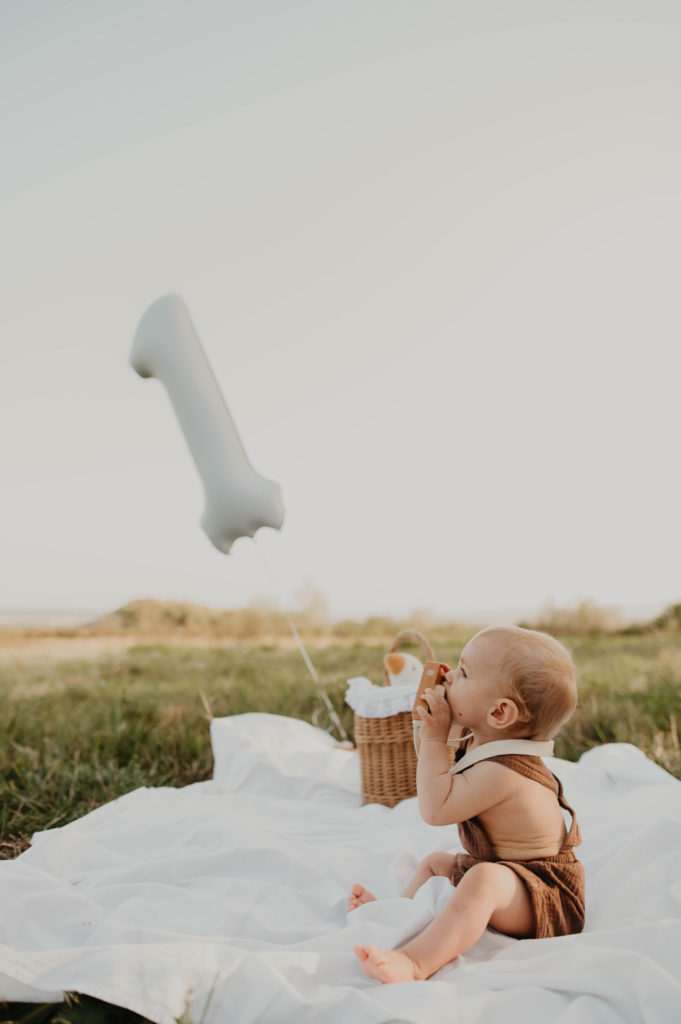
[354,629,435,807]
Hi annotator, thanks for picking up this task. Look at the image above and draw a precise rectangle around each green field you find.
[1,612,680,1024]
[2,622,680,859]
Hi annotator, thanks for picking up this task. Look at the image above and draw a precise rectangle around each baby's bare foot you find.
[347,884,377,912]
[354,944,420,983]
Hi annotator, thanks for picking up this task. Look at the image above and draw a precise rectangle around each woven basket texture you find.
[354,629,433,807]
[354,710,417,807]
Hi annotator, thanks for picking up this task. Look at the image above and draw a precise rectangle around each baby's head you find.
[469,625,577,740]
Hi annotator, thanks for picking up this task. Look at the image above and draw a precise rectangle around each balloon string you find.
[253,536,349,743]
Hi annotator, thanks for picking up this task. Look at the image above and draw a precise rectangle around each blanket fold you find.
[1,714,680,1024]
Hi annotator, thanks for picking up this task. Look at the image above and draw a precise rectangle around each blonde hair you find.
[472,626,577,739]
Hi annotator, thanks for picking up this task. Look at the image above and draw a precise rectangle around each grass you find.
[2,630,680,857]
[0,639,383,857]
[557,633,681,775]
[1,620,680,1022]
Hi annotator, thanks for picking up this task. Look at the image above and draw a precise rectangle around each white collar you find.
[449,738,554,775]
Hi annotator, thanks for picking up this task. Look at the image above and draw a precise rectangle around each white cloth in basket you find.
[345,676,418,718]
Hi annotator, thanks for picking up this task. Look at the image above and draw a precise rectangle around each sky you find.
[2,0,680,623]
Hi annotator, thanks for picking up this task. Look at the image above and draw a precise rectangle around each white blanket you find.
[1,713,680,1023]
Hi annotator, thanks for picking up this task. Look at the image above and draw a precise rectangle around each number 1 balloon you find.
[130,294,285,553]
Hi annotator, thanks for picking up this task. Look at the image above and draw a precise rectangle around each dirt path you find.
[0,634,263,663]
[0,635,148,662]
[0,632,365,663]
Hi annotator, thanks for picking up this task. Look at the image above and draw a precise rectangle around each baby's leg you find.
[401,851,458,898]
[349,851,455,912]
[355,862,533,983]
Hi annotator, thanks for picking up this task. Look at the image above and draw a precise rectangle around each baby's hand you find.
[416,687,452,742]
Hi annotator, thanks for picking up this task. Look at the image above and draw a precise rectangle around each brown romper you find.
[450,754,585,938]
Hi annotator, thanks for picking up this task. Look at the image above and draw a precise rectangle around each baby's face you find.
[443,634,506,729]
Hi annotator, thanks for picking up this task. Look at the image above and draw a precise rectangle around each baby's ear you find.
[488,698,521,730]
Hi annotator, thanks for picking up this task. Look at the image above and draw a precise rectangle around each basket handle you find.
[384,629,435,685]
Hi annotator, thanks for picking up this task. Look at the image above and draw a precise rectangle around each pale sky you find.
[2,0,680,622]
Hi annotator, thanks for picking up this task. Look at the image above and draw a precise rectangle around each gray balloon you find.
[130,294,285,553]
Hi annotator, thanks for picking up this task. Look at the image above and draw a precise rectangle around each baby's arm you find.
[418,749,509,826]
[415,690,508,826]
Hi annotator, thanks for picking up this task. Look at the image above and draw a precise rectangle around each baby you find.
[349,625,585,984]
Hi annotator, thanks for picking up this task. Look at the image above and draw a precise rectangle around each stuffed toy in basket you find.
[346,629,435,807]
